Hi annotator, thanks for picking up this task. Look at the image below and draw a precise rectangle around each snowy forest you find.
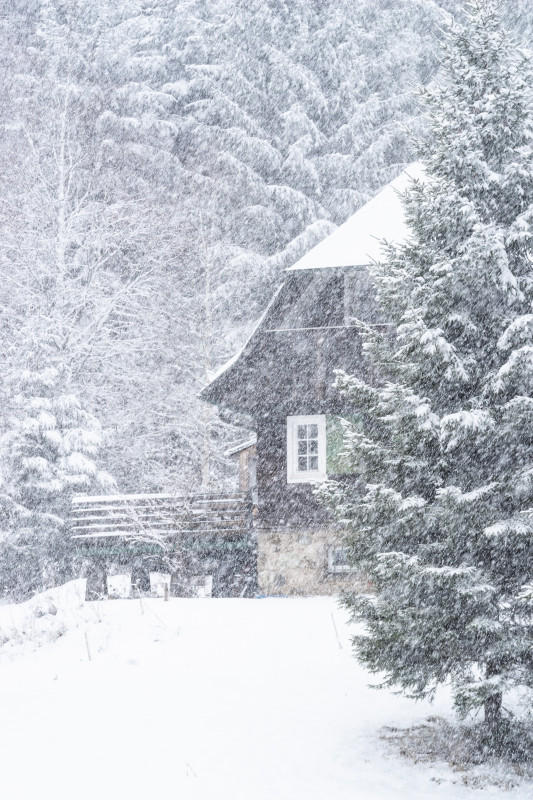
[2,0,532,502]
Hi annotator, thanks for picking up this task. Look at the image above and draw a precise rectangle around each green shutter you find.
[326,414,361,475]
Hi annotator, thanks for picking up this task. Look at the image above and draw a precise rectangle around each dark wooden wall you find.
[204,266,381,530]
[254,325,363,529]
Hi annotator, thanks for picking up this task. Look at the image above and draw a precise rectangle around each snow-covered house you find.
[202,164,422,595]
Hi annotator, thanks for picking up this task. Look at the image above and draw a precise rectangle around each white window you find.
[287,415,326,483]
[328,546,357,574]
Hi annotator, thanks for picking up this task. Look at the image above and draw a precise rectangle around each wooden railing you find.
[70,492,252,542]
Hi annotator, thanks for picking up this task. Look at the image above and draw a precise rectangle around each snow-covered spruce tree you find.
[319,1,533,744]
[0,367,115,597]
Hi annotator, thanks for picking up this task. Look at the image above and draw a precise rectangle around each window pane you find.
[333,547,349,566]
[288,417,325,481]
[329,546,355,573]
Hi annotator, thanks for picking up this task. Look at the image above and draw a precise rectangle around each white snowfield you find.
[0,590,530,800]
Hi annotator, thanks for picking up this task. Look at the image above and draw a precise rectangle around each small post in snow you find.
[331,613,342,649]
[84,631,92,661]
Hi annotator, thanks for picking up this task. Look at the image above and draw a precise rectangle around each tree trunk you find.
[484,691,502,737]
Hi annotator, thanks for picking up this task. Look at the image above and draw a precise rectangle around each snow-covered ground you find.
[0,592,530,800]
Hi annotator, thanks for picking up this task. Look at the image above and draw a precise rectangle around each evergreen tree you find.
[0,366,115,597]
[320,1,533,744]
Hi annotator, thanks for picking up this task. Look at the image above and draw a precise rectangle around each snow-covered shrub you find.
[0,579,87,651]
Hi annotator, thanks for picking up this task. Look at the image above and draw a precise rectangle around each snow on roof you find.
[72,493,242,504]
[287,162,424,271]
[72,493,180,504]
[200,282,285,394]
[224,435,257,457]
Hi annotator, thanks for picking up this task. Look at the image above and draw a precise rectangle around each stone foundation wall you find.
[257,528,370,596]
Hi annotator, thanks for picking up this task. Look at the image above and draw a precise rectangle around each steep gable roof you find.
[287,162,424,271]
[201,163,423,412]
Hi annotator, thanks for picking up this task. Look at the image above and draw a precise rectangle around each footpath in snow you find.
[0,591,530,800]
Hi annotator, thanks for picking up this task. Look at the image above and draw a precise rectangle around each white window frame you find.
[327,545,357,574]
[286,414,327,484]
